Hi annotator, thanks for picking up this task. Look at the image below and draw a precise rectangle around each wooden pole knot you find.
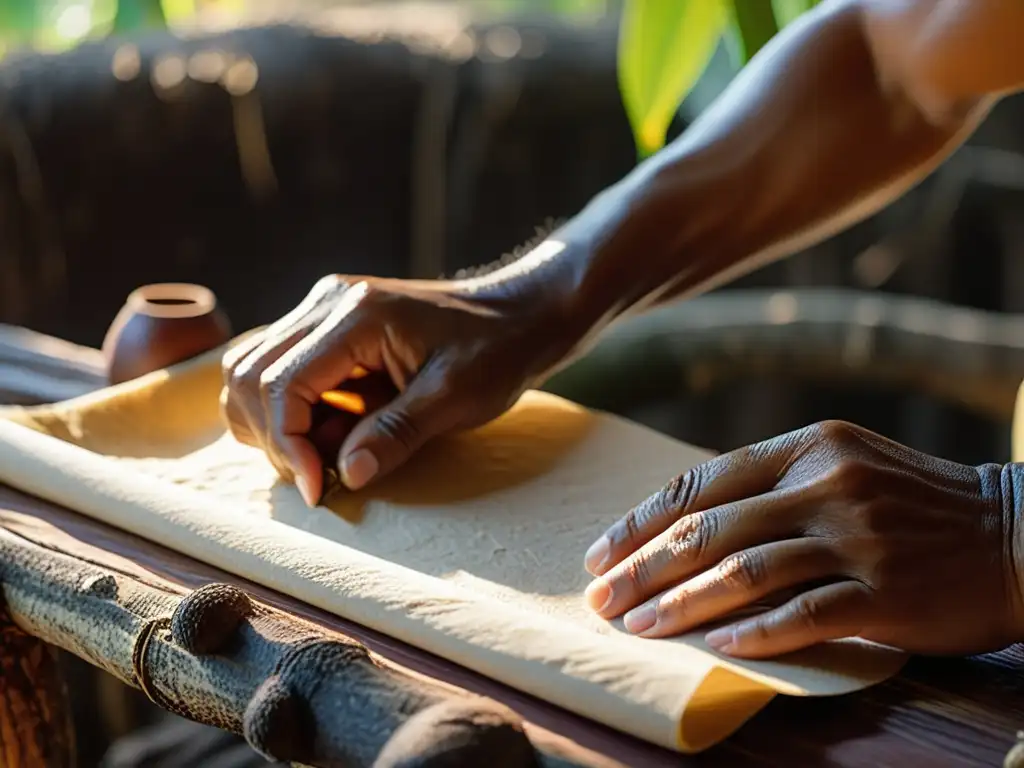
[243,638,371,764]
[374,698,540,768]
[170,582,254,655]
[79,572,118,599]
[243,674,313,764]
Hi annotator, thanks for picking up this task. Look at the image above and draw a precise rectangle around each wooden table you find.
[3,326,1024,768]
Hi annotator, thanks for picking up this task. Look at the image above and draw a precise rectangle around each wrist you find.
[451,239,598,374]
[980,462,1024,640]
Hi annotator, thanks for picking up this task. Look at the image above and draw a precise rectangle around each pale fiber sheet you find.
[0,343,906,752]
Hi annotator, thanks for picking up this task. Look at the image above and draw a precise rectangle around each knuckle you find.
[323,280,379,325]
[620,505,646,547]
[824,458,876,500]
[790,595,825,630]
[746,618,774,644]
[717,551,767,593]
[349,279,378,302]
[230,357,263,395]
[655,592,686,622]
[373,409,421,451]
[864,554,893,589]
[312,273,346,296]
[667,513,715,561]
[221,348,244,380]
[257,366,292,407]
[618,490,670,545]
[623,554,655,592]
[810,419,857,445]
[221,335,264,383]
[661,466,702,515]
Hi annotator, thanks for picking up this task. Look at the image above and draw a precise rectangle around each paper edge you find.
[0,417,698,751]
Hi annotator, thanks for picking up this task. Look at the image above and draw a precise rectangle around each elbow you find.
[857,0,993,134]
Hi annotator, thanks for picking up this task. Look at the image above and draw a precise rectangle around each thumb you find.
[335,377,462,491]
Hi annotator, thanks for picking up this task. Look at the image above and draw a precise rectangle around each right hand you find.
[220,274,568,506]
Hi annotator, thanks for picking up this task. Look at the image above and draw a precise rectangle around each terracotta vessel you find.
[102,283,233,385]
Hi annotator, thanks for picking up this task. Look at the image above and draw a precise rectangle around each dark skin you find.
[222,0,1024,659]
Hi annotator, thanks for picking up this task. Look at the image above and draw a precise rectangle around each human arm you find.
[460,0,1024,349]
[220,0,1024,504]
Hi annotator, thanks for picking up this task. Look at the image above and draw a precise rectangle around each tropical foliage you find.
[0,0,819,159]
[0,0,240,56]
[618,0,821,156]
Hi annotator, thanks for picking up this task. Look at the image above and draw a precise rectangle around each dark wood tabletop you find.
[2,325,1024,768]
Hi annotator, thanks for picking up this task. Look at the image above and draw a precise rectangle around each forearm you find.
[462,0,990,359]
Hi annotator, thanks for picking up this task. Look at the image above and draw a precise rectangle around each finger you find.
[259,287,373,502]
[229,322,321,453]
[221,328,267,384]
[704,580,873,658]
[585,486,809,619]
[620,538,842,637]
[219,385,256,446]
[584,440,794,577]
[221,275,342,383]
[220,276,346,445]
[221,330,268,446]
[335,368,465,491]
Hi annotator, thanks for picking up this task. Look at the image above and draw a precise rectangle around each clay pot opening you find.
[127,283,217,319]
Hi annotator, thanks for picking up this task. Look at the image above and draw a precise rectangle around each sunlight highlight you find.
[55,4,92,41]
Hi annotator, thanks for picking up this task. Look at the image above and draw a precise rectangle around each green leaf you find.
[0,0,39,42]
[480,0,607,18]
[113,0,167,33]
[771,0,821,29]
[618,0,729,157]
[724,0,779,68]
[545,0,607,15]
[162,0,197,22]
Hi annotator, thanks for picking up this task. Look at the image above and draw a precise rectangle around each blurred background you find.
[2,2,1024,760]
[3,0,1024,465]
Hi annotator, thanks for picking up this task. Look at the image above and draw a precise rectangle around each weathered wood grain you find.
[0,609,76,768]
[6,483,1024,768]
[0,505,616,768]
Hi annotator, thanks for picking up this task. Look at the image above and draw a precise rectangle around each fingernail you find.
[584,578,613,613]
[295,475,315,508]
[584,536,611,575]
[705,627,737,654]
[340,449,379,490]
[624,604,658,634]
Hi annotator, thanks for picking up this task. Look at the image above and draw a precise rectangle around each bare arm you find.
[463,0,1024,354]
[221,0,1024,500]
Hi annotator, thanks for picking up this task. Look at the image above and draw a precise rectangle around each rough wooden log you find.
[0,523,616,768]
[548,288,1024,423]
[0,608,76,767]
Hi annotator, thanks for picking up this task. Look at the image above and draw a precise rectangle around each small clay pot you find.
[102,283,233,385]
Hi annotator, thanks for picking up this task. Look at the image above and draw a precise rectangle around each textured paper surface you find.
[0,344,906,752]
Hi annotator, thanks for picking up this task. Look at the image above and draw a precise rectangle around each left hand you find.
[583,420,1024,659]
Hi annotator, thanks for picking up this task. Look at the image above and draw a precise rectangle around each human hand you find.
[583,420,1024,658]
[220,274,570,506]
